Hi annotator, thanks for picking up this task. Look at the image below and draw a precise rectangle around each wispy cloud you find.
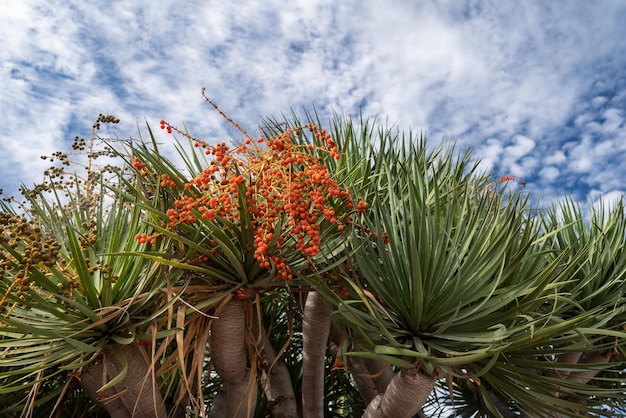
[1,0,625,208]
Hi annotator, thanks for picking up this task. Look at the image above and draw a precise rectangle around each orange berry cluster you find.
[160,173,178,189]
[135,232,158,245]
[355,201,369,213]
[160,119,173,134]
[132,157,149,177]
[151,119,368,281]
[358,225,390,245]
[330,274,350,298]
[499,175,526,188]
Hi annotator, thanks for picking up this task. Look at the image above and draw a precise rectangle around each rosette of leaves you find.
[431,199,626,418]
[283,121,596,417]
[0,155,182,417]
[116,103,359,417]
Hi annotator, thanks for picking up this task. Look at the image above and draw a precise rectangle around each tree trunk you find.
[207,385,227,417]
[343,333,394,405]
[362,356,394,394]
[362,366,437,418]
[260,331,298,418]
[548,348,583,398]
[347,356,379,405]
[226,370,258,418]
[211,299,255,417]
[487,391,516,418]
[565,350,612,386]
[80,343,168,418]
[301,291,332,418]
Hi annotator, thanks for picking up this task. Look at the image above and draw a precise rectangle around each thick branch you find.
[347,356,379,405]
[211,299,255,417]
[207,386,227,418]
[362,366,437,418]
[329,324,379,406]
[211,300,247,383]
[565,350,612,386]
[362,356,394,394]
[487,390,516,418]
[225,370,258,418]
[548,350,583,397]
[302,291,332,418]
[260,330,298,418]
[80,344,167,418]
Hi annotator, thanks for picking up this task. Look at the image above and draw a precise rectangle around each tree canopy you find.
[1,97,625,417]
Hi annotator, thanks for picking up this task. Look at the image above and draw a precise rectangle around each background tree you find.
[0,120,182,417]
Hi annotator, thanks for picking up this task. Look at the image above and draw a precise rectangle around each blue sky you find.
[1,1,626,210]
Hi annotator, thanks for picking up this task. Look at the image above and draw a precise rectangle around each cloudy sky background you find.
[2,0,625,211]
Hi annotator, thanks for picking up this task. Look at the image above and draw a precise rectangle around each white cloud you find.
[499,135,537,177]
[600,108,623,133]
[475,138,504,174]
[544,150,566,165]
[591,96,608,108]
[539,166,560,182]
[505,135,535,159]
[1,0,625,208]
[589,190,625,221]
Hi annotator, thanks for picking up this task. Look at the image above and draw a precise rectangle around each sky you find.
[1,0,626,211]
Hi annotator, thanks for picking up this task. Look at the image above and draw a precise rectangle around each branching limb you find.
[302,291,332,418]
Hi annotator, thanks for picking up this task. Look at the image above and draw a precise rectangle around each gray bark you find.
[347,356,379,405]
[549,350,583,397]
[225,370,258,418]
[259,331,298,418]
[207,386,227,418]
[362,367,437,418]
[362,356,394,394]
[301,291,332,418]
[211,299,255,417]
[80,343,168,418]
[565,350,612,386]
[487,391,516,418]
